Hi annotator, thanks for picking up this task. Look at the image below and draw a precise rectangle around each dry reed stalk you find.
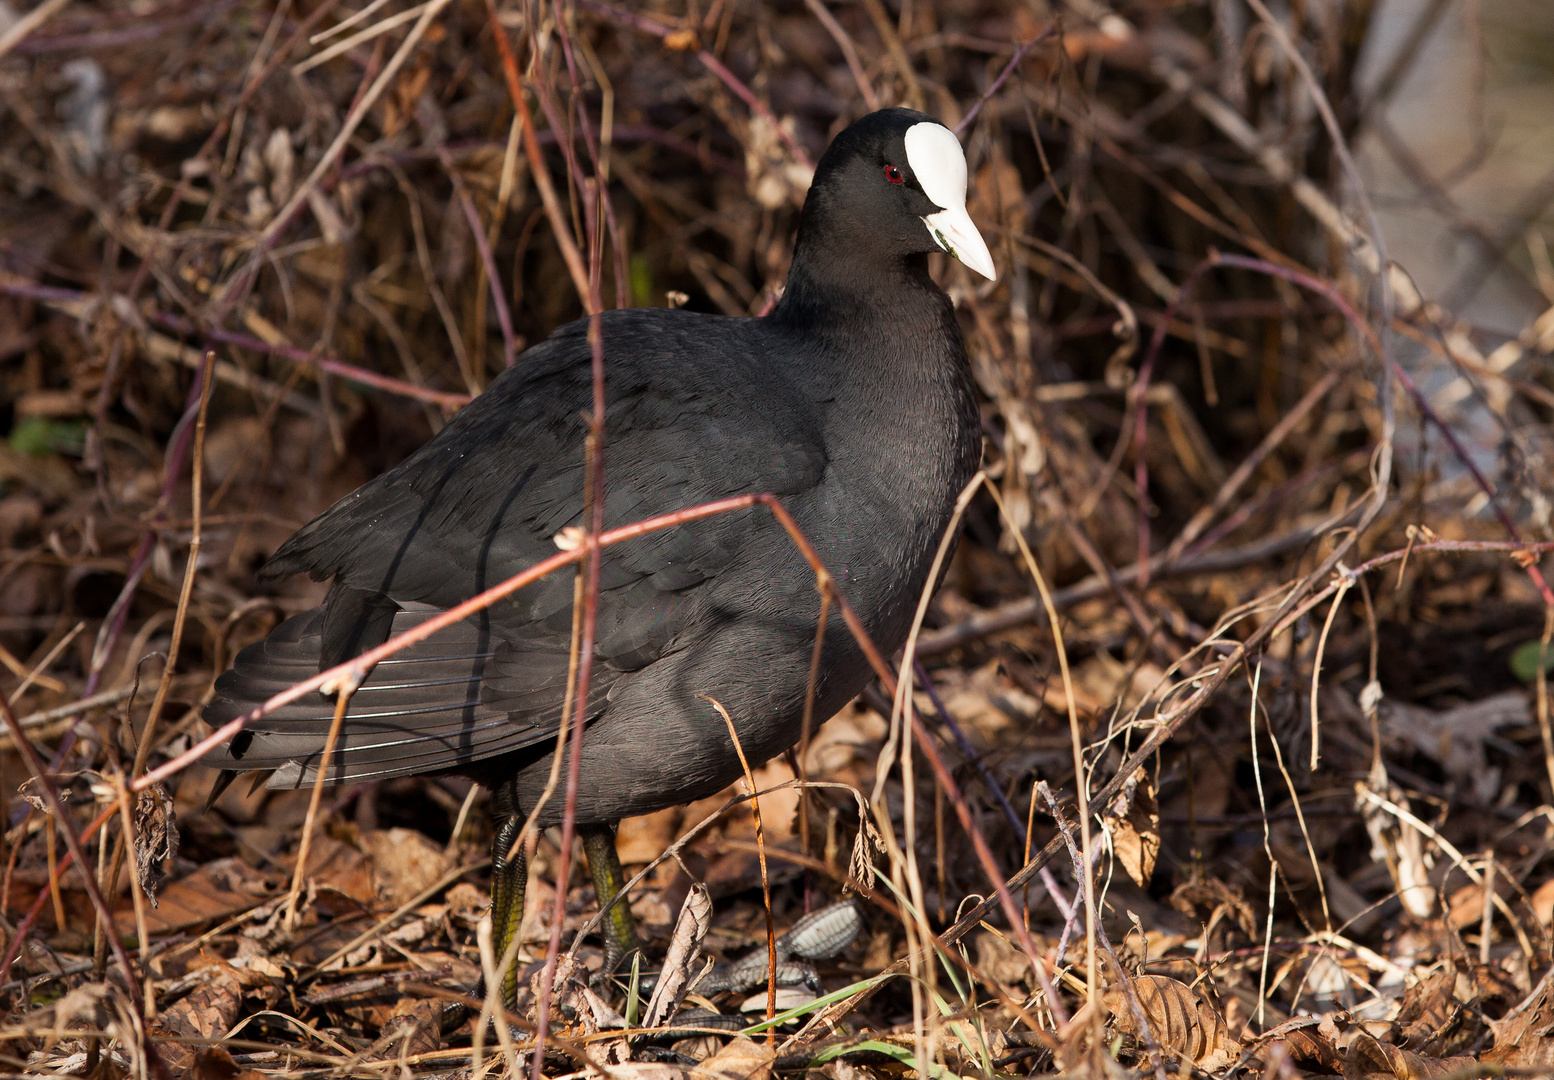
[704,694,779,1033]
[0,697,163,1074]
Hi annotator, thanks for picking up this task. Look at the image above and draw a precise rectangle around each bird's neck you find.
[770,243,980,486]
[771,244,942,332]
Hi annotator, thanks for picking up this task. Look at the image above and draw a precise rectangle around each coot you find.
[203,107,995,1004]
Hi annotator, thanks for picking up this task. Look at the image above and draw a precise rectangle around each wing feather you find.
[201,606,613,786]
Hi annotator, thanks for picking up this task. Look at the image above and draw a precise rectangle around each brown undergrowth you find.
[4,0,1554,1077]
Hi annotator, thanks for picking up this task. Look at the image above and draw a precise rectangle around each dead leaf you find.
[618,805,680,863]
[1357,758,1434,918]
[1489,975,1554,1067]
[645,883,712,1028]
[975,929,1031,986]
[154,967,250,1072]
[191,1046,266,1080]
[1380,691,1528,804]
[1261,1018,1340,1072]
[115,856,279,936]
[1531,877,1554,926]
[359,827,452,907]
[295,832,376,906]
[376,998,441,1061]
[1107,767,1159,886]
[1073,653,1165,715]
[134,781,178,904]
[446,881,489,926]
[1343,1031,1477,1079]
[702,1036,775,1080]
[1104,973,1236,1070]
[743,114,812,209]
[1395,963,1475,1055]
[1168,877,1257,943]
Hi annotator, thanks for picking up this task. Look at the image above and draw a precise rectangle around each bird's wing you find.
[263,309,826,675]
[204,311,826,782]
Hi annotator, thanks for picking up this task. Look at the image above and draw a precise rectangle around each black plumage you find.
[202,108,994,991]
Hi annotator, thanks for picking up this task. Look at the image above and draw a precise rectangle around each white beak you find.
[924,204,997,281]
[903,121,997,281]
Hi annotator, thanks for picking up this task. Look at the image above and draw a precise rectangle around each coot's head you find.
[795,108,996,282]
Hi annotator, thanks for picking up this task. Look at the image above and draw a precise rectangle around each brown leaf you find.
[617,805,680,864]
[134,781,178,905]
[375,998,441,1061]
[1395,963,1472,1054]
[701,1036,775,1080]
[1488,977,1554,1068]
[1531,876,1554,926]
[1343,1032,1478,1080]
[359,827,452,907]
[154,969,246,1073]
[644,883,711,1028]
[1263,1019,1340,1072]
[294,832,376,907]
[975,928,1031,986]
[1168,877,1256,941]
[1107,768,1159,887]
[115,856,280,936]
[191,1046,266,1080]
[446,881,489,926]
[1104,973,1236,1070]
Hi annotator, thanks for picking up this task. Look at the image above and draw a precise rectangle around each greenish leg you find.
[582,823,640,976]
[490,816,527,1010]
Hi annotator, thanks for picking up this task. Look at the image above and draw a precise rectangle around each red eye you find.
[884,164,904,184]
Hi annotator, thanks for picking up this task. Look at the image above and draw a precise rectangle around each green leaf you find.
[625,951,642,1028]
[1510,639,1554,682]
[736,973,893,1035]
[630,254,656,309]
[808,1039,959,1079]
[9,415,86,457]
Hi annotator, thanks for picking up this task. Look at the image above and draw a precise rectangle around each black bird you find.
[202,107,995,1005]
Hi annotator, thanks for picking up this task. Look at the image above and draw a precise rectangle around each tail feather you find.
[200,604,557,786]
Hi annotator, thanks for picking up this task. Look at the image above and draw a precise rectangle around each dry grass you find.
[5,0,1554,1077]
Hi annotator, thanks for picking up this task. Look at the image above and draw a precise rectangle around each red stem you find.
[443,149,520,371]
[955,27,1056,136]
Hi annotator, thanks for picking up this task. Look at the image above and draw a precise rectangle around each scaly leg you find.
[582,823,640,977]
[490,815,527,1009]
